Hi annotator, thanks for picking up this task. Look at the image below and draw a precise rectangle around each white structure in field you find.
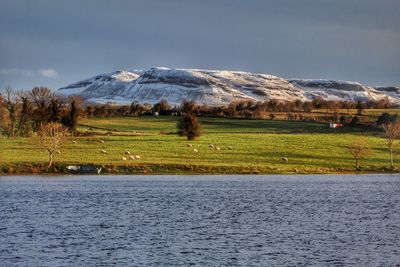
[329,123,343,128]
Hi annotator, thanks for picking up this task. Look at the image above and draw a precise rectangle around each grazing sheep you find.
[100,150,107,154]
[100,140,105,144]
[122,157,127,161]
[209,144,214,149]
[125,151,131,155]
[193,149,198,153]
[187,143,193,147]
[72,141,77,144]
[129,155,136,160]
[134,155,141,159]
[281,157,289,162]
[215,146,221,151]
[228,146,233,150]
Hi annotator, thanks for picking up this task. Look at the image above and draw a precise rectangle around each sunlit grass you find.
[0,116,394,174]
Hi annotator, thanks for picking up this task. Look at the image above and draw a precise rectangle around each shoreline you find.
[1,163,398,176]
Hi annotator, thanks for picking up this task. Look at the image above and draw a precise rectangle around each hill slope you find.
[57,67,399,105]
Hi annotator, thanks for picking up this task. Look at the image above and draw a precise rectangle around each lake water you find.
[1,175,399,266]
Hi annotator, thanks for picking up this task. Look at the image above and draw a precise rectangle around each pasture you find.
[0,116,395,174]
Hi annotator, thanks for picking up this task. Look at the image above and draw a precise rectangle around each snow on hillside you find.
[57,67,399,105]
[289,79,396,103]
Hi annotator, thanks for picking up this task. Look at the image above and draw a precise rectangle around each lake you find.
[1,175,399,266]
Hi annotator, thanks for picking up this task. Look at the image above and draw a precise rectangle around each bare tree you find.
[348,138,369,171]
[37,122,68,168]
[29,87,54,109]
[382,121,400,170]
[1,87,19,137]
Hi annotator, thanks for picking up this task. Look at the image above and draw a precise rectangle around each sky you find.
[0,0,399,90]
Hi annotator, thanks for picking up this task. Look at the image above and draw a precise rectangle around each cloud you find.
[0,68,33,76]
[39,68,59,78]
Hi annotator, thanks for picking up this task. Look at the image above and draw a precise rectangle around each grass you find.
[0,116,397,174]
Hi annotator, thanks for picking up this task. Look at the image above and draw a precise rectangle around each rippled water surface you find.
[1,175,399,266]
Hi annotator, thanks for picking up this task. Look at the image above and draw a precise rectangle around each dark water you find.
[1,175,399,266]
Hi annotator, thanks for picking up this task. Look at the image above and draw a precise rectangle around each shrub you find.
[177,113,201,140]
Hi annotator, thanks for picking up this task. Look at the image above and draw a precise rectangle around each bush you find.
[177,113,201,140]
[377,112,399,126]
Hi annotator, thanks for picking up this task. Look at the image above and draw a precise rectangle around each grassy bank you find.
[0,116,397,175]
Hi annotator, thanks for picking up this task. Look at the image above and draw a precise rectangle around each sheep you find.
[134,155,141,159]
[193,149,198,153]
[100,149,107,154]
[125,151,131,155]
[228,146,233,150]
[187,143,193,147]
[209,144,214,149]
[281,157,289,162]
[100,140,105,144]
[129,155,136,160]
[122,157,127,161]
[215,146,221,151]
[72,141,77,144]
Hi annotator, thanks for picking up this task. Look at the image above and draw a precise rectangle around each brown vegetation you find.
[37,122,69,167]
[348,138,369,171]
[382,121,400,170]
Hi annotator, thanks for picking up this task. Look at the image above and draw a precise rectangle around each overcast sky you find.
[0,0,399,90]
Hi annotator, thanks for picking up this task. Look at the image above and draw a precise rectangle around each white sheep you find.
[100,149,107,154]
[228,146,233,150]
[134,155,141,159]
[193,148,198,153]
[122,157,127,161]
[72,141,77,144]
[215,146,221,151]
[100,140,105,144]
[209,144,214,149]
[281,157,289,162]
[129,155,136,160]
[125,151,131,155]
[187,143,193,147]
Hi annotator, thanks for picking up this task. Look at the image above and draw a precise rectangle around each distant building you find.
[329,123,343,128]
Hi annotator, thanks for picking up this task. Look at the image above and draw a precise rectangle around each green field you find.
[0,116,396,174]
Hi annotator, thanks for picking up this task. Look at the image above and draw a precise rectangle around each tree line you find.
[0,87,81,137]
[82,97,394,124]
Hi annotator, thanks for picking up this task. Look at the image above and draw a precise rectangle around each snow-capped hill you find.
[57,67,399,105]
[289,79,396,102]
[374,86,400,99]
[58,70,142,100]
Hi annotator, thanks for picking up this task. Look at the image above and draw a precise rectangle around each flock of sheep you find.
[71,139,289,163]
[187,142,289,162]
[72,139,142,161]
[187,143,233,153]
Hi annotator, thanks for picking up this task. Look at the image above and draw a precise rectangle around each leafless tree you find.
[29,87,54,109]
[348,138,369,171]
[1,87,19,137]
[382,121,400,170]
[37,122,68,168]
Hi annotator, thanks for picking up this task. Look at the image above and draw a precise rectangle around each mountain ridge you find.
[57,67,400,105]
